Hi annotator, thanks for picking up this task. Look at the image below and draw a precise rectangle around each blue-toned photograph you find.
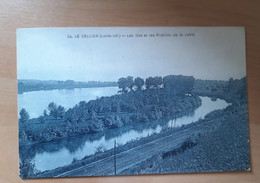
[17,27,250,178]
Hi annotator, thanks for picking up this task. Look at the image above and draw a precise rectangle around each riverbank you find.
[118,77,249,175]
[19,76,249,178]
[120,103,249,175]
[19,88,202,146]
[34,101,248,178]
[18,79,118,94]
[35,110,221,177]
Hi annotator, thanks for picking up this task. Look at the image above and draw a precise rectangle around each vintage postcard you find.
[17,27,250,178]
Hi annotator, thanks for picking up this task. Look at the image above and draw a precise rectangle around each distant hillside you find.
[18,79,118,94]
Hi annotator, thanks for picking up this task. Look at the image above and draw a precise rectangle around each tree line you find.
[19,75,199,145]
[18,79,118,94]
[118,75,195,94]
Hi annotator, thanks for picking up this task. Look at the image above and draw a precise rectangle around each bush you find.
[95,144,107,154]
[162,138,197,159]
[89,119,103,133]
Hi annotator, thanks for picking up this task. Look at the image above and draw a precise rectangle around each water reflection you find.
[20,96,229,172]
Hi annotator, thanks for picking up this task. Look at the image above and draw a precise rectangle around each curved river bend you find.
[18,87,230,172]
[32,97,229,172]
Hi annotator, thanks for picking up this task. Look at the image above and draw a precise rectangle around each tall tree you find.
[118,76,134,92]
[48,102,58,118]
[57,105,66,119]
[163,75,195,94]
[19,108,30,142]
[146,76,162,89]
[145,77,154,89]
[126,76,134,91]
[118,77,128,93]
[134,77,145,90]
[19,108,29,123]
[154,76,163,88]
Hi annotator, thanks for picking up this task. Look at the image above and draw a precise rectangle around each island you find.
[18,75,249,178]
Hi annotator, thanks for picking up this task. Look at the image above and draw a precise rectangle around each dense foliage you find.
[19,75,248,177]
[19,75,200,145]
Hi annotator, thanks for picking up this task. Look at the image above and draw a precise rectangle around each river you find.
[19,90,230,172]
[18,87,119,119]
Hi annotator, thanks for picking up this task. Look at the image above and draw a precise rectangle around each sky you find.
[17,27,246,82]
